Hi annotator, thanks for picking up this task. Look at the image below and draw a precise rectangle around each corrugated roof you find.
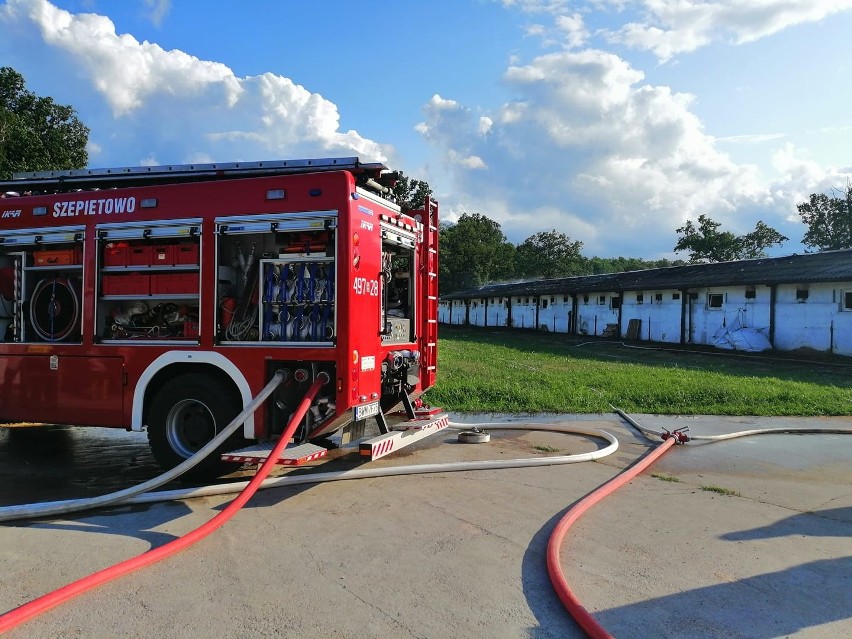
[442,249,852,300]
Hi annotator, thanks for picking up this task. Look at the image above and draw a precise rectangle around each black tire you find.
[147,373,244,480]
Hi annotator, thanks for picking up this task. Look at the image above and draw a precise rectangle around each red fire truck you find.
[0,158,440,476]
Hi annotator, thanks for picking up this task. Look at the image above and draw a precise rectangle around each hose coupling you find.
[661,427,690,444]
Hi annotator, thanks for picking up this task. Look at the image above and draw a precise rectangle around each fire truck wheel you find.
[147,373,243,480]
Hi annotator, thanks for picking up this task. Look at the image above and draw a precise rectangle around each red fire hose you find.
[546,436,678,639]
[0,372,329,635]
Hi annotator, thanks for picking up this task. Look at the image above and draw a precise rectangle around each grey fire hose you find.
[0,370,288,523]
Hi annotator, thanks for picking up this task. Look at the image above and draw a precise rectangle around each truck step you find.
[360,412,449,461]
[222,442,328,466]
[389,407,444,420]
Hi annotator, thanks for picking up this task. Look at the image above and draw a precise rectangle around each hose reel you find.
[29,277,80,342]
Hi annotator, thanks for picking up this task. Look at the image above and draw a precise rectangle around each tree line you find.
[3,66,851,296]
[400,186,852,295]
[395,174,852,294]
[438,214,683,293]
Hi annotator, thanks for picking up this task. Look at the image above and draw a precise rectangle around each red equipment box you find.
[33,246,83,266]
[103,243,128,267]
[127,245,152,266]
[174,243,199,265]
[102,274,150,296]
[150,273,198,295]
[151,245,176,266]
[183,321,199,338]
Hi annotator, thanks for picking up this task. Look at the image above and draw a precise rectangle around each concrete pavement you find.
[0,414,850,638]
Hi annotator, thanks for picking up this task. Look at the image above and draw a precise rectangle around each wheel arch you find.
[132,351,256,437]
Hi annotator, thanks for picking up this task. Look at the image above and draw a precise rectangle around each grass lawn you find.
[424,326,852,416]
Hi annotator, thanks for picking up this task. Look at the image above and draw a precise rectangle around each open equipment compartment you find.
[96,219,201,342]
[0,225,85,344]
[380,219,416,345]
[215,211,337,344]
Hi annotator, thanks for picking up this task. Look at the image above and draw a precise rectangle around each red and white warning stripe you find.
[221,442,328,466]
[360,413,449,461]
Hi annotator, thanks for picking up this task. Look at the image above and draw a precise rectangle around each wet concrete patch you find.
[0,425,161,507]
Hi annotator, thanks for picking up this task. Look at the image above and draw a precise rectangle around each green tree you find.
[439,212,516,293]
[674,214,787,263]
[796,189,852,251]
[738,220,789,259]
[582,256,684,275]
[0,67,89,180]
[392,172,432,213]
[515,229,583,278]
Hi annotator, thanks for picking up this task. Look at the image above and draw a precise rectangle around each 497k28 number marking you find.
[353,277,379,297]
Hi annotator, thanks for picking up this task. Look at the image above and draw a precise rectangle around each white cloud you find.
[500,0,572,14]
[608,0,852,62]
[31,3,243,116]
[716,133,787,145]
[0,0,386,165]
[517,10,589,50]
[417,94,492,159]
[143,0,170,27]
[769,143,852,221]
[555,13,589,49]
[448,151,487,170]
[417,46,852,257]
[523,23,547,38]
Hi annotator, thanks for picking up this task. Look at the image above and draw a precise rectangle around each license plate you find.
[354,401,380,421]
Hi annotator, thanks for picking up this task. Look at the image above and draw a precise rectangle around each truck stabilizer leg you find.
[360,412,449,461]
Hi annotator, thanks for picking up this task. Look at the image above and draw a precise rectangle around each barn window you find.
[542,298,549,309]
[610,296,621,310]
[636,293,644,304]
[672,293,681,300]
[516,298,522,304]
[598,295,606,305]
[550,297,555,304]
[745,287,756,300]
[563,296,569,303]
[655,293,663,302]
[525,297,530,304]
[842,291,852,311]
[707,293,723,309]
[796,289,809,302]
[583,295,589,304]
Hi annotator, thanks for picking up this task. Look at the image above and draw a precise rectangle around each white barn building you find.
[439,249,852,357]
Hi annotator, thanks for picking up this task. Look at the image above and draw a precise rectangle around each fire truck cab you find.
[0,158,439,476]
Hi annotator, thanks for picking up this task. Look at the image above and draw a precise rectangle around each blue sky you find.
[2,0,852,260]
